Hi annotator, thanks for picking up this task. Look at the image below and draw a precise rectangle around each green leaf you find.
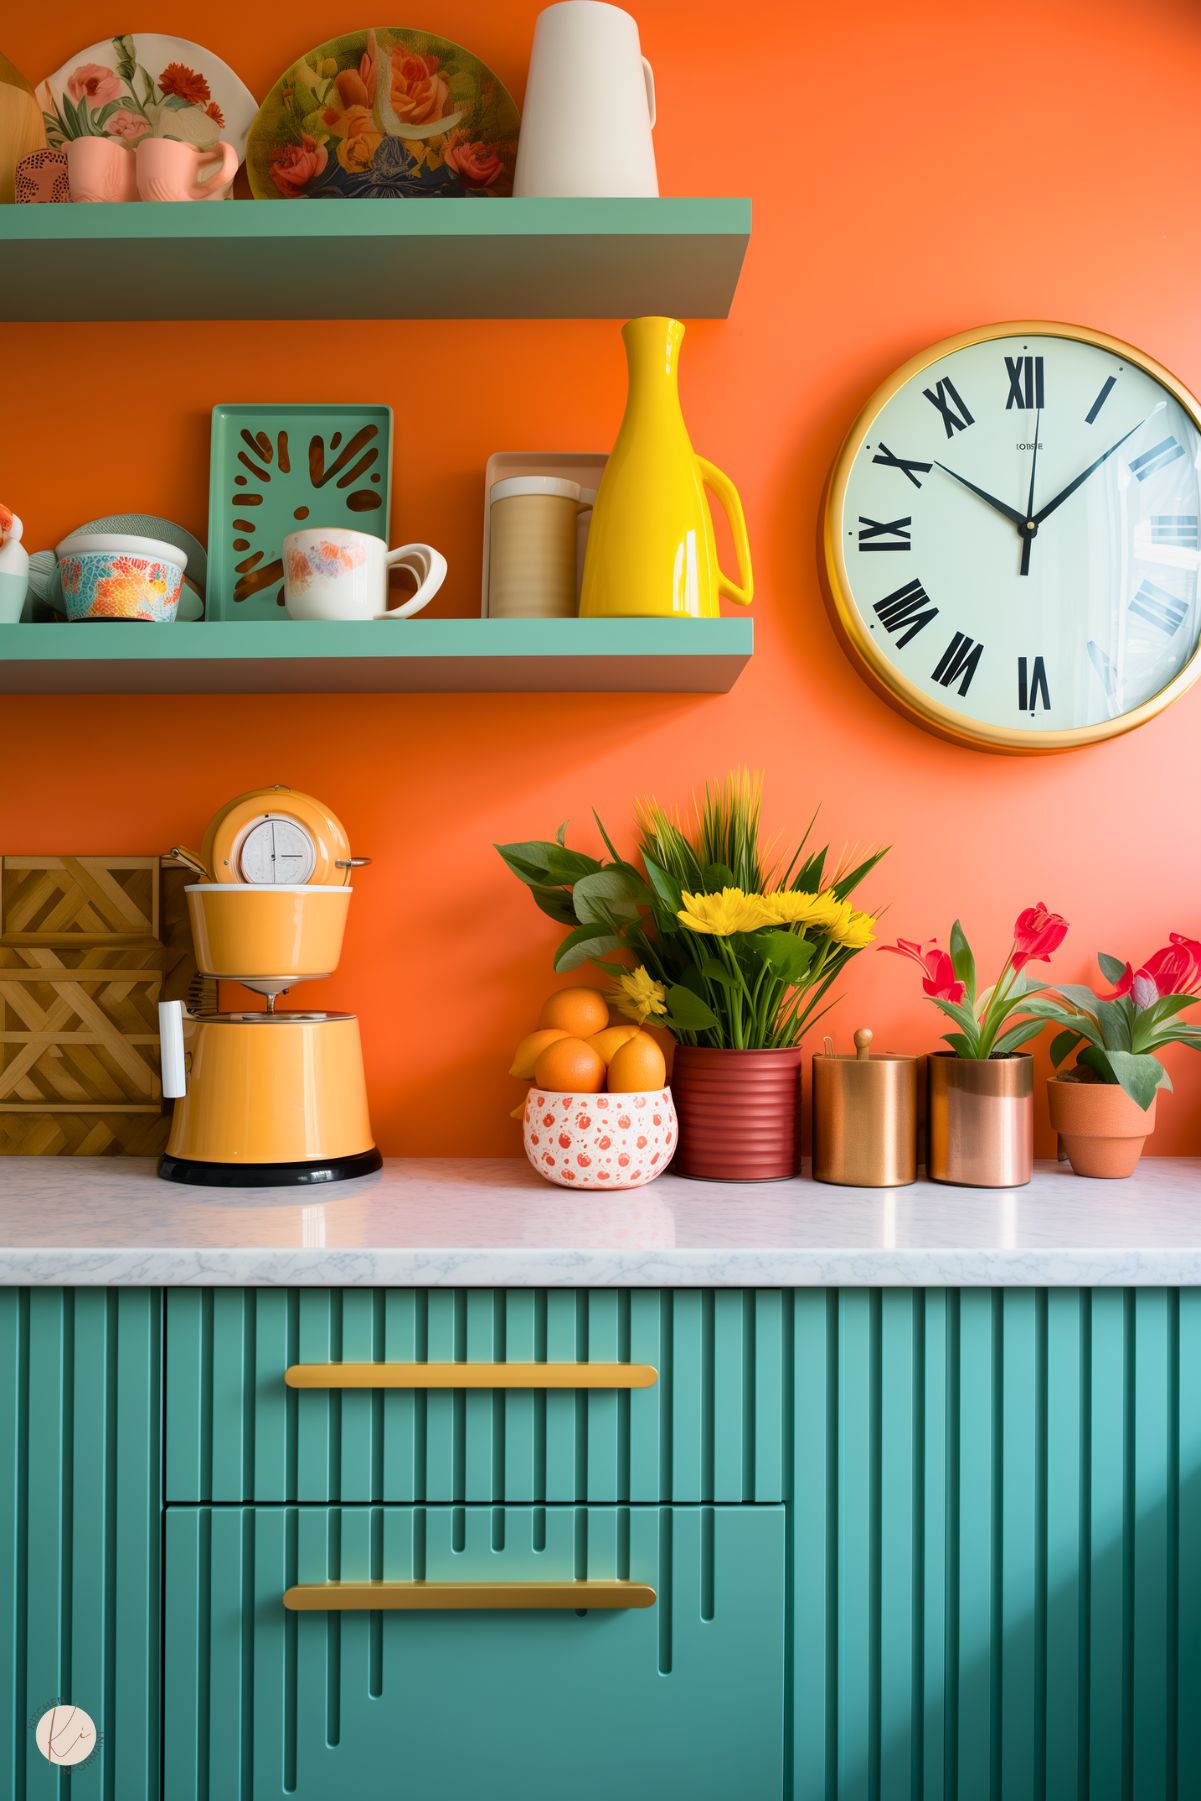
[530,884,577,927]
[591,809,622,863]
[990,1018,1047,1057]
[572,869,645,927]
[641,853,682,915]
[115,35,138,81]
[929,994,981,1039]
[1079,1046,1168,1110]
[661,984,720,1032]
[552,928,624,973]
[494,840,603,888]
[949,918,976,1003]
[1050,1029,1084,1067]
[554,820,568,847]
[1097,951,1128,986]
[701,863,735,891]
[745,930,816,985]
[830,845,888,900]
[941,1031,973,1056]
[1132,993,1200,1050]
[1095,998,1133,1051]
[698,956,741,991]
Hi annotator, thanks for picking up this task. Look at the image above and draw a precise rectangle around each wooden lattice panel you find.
[0,856,213,1157]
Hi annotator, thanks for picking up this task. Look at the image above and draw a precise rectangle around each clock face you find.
[827,324,1201,748]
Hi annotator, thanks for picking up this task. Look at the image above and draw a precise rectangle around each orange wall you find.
[4,0,1200,1155]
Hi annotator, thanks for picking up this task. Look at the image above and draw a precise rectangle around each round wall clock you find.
[821,322,1201,752]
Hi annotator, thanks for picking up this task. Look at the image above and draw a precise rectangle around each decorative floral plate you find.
[246,28,519,200]
[36,34,258,162]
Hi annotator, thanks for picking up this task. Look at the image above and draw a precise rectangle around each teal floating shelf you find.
[0,198,751,322]
[0,618,753,696]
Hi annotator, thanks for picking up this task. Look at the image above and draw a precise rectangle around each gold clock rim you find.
[821,319,1201,754]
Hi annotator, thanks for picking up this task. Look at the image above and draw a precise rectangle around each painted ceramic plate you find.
[207,403,393,619]
[246,27,519,200]
[36,34,257,163]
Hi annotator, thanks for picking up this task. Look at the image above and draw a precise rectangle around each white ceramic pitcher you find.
[514,1,658,198]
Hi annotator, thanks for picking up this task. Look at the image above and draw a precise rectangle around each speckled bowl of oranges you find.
[510,986,677,1191]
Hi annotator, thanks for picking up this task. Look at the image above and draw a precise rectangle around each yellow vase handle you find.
[697,456,753,608]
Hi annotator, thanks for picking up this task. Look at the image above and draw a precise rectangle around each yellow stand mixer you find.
[157,786,381,1187]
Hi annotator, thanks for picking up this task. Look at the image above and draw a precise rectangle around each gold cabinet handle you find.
[284,1361,658,1391]
[283,1580,656,1612]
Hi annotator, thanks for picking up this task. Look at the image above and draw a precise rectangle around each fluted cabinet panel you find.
[786,1287,1201,1801]
[0,1288,160,1801]
[163,1503,786,1801]
[165,1287,786,1504]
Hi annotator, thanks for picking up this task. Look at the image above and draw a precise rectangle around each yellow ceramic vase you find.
[580,316,753,620]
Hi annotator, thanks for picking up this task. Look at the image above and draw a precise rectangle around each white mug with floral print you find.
[282,527,447,621]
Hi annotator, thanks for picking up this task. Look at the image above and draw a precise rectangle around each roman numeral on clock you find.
[857,515,912,552]
[871,442,932,489]
[873,578,938,646]
[1129,579,1189,634]
[931,631,984,695]
[1017,655,1050,711]
[923,377,974,439]
[1129,437,1186,481]
[1151,515,1200,548]
[1005,355,1045,409]
[1085,374,1116,424]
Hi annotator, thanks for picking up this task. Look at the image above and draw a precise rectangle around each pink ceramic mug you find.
[66,136,137,203]
[135,138,237,202]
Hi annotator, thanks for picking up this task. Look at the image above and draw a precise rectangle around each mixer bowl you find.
[186,884,351,994]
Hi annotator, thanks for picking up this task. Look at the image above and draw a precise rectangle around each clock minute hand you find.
[1031,419,1145,527]
[933,461,1027,529]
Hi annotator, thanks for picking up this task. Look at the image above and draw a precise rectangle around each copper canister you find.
[927,1050,1033,1187]
[812,1030,918,1187]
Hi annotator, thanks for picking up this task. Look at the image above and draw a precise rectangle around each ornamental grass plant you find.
[497,770,885,1051]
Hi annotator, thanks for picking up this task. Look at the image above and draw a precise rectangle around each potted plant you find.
[1024,935,1201,1178]
[883,905,1068,1187]
[497,770,884,1180]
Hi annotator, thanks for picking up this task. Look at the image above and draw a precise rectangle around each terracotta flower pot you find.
[671,1045,802,1181]
[1048,1077,1157,1179]
[927,1051,1033,1188]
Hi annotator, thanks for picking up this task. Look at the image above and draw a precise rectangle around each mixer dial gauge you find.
[237,816,318,885]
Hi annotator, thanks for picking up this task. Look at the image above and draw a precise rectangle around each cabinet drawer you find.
[166,1288,787,1504]
[164,1503,784,1801]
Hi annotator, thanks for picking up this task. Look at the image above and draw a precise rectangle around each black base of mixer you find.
[158,1147,384,1188]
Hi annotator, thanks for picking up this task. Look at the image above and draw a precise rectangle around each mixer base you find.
[158,1147,383,1188]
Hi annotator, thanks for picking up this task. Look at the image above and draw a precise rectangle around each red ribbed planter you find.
[671,1046,803,1181]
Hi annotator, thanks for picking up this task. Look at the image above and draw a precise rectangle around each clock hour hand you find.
[1019,408,1041,577]
[1031,419,1145,527]
[933,461,1027,529]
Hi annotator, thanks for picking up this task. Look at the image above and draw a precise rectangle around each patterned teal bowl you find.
[56,533,186,623]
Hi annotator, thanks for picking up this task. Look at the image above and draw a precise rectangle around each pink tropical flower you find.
[104,109,150,141]
[1103,934,1201,1005]
[67,63,122,108]
[1012,903,1068,971]
[882,937,965,1003]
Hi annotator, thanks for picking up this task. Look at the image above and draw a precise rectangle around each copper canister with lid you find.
[812,1028,919,1187]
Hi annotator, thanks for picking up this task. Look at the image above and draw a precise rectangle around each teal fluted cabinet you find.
[5,1283,1201,1799]
[0,1289,161,1799]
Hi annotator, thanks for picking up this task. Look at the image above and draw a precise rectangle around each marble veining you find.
[0,1156,1198,1286]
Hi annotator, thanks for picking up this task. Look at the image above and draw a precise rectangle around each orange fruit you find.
[587,1024,641,1066]
[509,1028,569,1079]
[606,1032,667,1094]
[533,1035,606,1094]
[538,987,610,1039]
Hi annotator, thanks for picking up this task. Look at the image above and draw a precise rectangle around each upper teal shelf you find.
[0,618,752,696]
[0,197,751,322]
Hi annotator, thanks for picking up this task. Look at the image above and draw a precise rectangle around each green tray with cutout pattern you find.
[207,403,393,619]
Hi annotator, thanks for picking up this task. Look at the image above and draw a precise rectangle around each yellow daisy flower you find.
[759,888,843,930]
[613,965,668,1025]
[825,900,877,948]
[677,888,773,936]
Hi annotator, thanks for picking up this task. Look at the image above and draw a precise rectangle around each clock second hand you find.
[1019,407,1041,577]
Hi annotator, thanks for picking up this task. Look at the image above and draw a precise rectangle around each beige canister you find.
[488,476,581,619]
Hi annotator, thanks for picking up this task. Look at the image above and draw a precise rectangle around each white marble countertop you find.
[0,1155,1197,1287]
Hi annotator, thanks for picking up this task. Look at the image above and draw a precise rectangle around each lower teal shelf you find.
[0,617,753,696]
